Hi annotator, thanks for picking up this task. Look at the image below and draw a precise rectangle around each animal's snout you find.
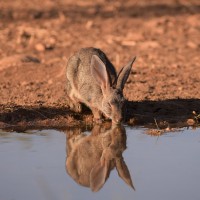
[113,115,123,124]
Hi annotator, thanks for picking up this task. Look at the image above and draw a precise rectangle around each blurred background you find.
[0,0,199,106]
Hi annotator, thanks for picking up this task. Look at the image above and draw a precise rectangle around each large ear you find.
[90,161,109,192]
[91,55,110,90]
[116,57,136,91]
[116,158,135,190]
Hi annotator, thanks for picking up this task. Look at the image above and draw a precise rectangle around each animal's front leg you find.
[91,107,103,123]
[67,92,82,113]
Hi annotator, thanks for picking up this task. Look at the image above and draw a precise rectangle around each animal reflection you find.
[65,124,134,192]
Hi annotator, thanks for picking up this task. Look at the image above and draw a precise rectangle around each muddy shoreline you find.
[1,98,200,131]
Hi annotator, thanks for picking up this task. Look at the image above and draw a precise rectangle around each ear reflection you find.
[65,123,135,192]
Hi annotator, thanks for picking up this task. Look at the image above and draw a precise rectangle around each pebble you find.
[186,41,197,49]
[35,43,45,52]
[186,118,195,126]
[45,37,56,49]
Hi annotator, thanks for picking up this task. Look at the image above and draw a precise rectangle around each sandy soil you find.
[0,0,200,131]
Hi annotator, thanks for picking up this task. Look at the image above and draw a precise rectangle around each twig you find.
[26,108,48,119]
[154,118,160,130]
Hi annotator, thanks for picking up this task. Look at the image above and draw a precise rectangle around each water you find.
[0,126,200,200]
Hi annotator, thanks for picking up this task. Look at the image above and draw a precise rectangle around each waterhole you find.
[0,125,200,200]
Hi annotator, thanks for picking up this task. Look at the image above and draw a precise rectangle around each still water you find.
[0,125,200,200]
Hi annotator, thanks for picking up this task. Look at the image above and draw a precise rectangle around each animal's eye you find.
[109,101,114,105]
[121,97,125,103]
[110,100,116,105]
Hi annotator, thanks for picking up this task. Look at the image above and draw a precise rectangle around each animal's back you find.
[66,47,117,105]
[67,47,116,83]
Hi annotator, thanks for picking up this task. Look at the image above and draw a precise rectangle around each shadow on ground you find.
[124,98,200,128]
[0,98,199,131]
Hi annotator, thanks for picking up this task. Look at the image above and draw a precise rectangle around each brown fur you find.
[66,47,136,124]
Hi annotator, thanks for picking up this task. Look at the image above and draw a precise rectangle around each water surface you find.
[0,126,200,200]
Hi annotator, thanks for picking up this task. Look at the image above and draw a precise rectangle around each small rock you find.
[48,80,53,84]
[35,43,45,52]
[45,37,56,50]
[139,41,160,49]
[85,20,93,29]
[21,56,40,63]
[21,81,27,86]
[187,118,195,126]
[121,40,136,47]
[186,41,197,49]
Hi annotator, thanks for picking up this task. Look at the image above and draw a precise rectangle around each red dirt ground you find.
[0,0,200,131]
